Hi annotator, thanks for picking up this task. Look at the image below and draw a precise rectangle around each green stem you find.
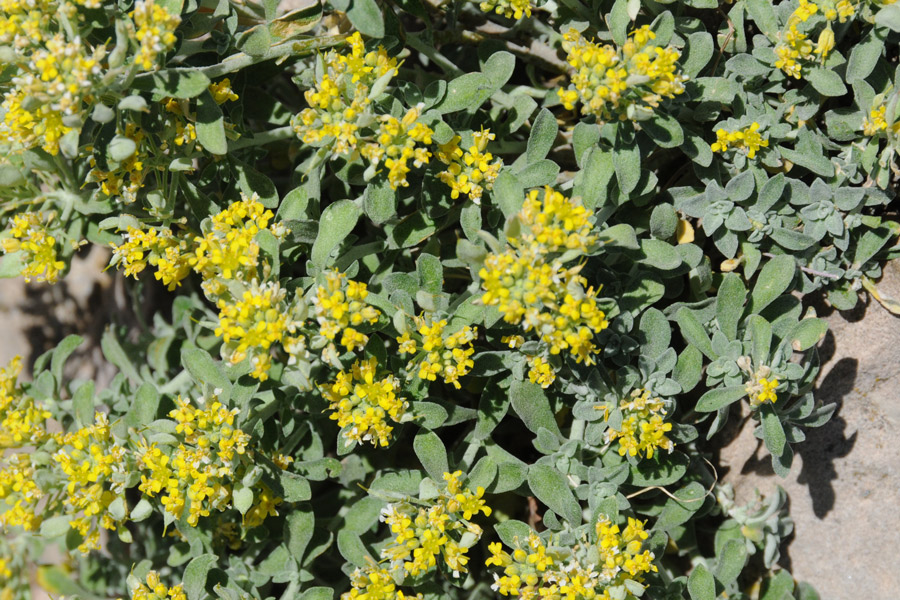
[228,125,295,151]
[405,34,464,78]
[197,35,347,79]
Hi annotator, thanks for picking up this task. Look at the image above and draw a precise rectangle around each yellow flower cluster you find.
[193,194,282,285]
[138,396,252,526]
[517,187,597,253]
[343,564,423,600]
[0,453,42,532]
[436,129,503,204]
[485,516,656,600]
[131,0,181,71]
[110,226,192,290]
[88,124,148,204]
[0,32,105,154]
[111,193,285,291]
[478,0,532,19]
[130,570,187,600]
[480,188,608,365]
[747,375,779,408]
[775,25,814,78]
[312,270,381,355]
[710,122,769,159]
[361,108,434,190]
[321,357,408,447]
[396,317,478,389]
[0,556,10,580]
[215,280,305,380]
[162,97,199,148]
[775,0,849,77]
[557,26,687,122]
[863,103,900,136]
[381,471,491,578]
[0,357,50,447]
[109,196,301,380]
[823,0,856,21]
[1,211,67,283]
[52,412,127,552]
[526,356,556,388]
[294,32,400,155]
[600,389,674,459]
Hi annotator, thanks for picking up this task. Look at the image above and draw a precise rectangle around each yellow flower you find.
[748,375,779,406]
[131,571,187,600]
[814,27,835,59]
[88,123,148,203]
[52,413,129,552]
[343,564,423,600]
[110,226,192,289]
[140,396,255,527]
[478,0,532,19]
[775,25,814,79]
[486,516,655,598]
[243,484,283,528]
[0,33,106,155]
[862,103,899,136]
[209,78,239,104]
[518,186,596,253]
[436,128,503,204]
[190,192,284,287]
[1,212,66,283]
[480,246,608,365]
[0,453,43,532]
[710,122,769,159]
[321,357,408,447]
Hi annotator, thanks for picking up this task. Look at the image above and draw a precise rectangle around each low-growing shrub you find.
[1,0,898,599]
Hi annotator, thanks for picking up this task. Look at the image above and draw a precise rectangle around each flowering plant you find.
[1,1,899,600]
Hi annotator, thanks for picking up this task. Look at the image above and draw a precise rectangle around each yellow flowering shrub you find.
[0,0,892,598]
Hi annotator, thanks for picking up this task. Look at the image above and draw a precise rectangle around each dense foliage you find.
[1,1,899,600]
